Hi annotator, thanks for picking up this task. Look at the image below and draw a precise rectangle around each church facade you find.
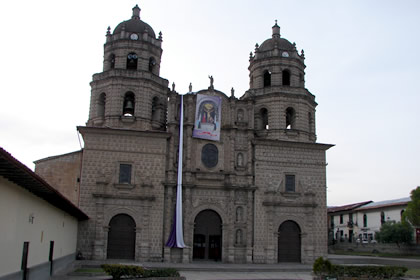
[35,5,332,264]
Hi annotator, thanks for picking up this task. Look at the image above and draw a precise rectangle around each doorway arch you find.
[193,210,222,261]
[278,220,301,262]
[107,214,136,259]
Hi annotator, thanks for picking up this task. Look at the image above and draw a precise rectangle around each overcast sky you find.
[0,0,419,206]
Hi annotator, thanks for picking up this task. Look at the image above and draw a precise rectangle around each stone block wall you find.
[34,151,82,206]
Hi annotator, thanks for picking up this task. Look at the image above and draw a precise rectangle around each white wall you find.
[355,206,406,239]
[0,177,78,277]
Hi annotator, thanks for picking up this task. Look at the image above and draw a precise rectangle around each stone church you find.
[34,5,332,264]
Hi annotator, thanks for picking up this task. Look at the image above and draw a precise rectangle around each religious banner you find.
[193,94,221,141]
[165,95,186,248]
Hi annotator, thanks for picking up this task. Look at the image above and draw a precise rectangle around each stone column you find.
[93,198,105,259]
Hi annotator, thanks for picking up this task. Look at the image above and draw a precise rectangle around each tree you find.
[403,186,420,227]
[375,221,413,245]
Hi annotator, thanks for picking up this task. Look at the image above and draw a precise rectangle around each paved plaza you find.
[51,255,420,280]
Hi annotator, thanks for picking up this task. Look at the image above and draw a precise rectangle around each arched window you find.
[401,209,405,218]
[151,96,160,122]
[250,75,254,88]
[282,69,291,86]
[363,214,367,228]
[263,70,271,87]
[286,107,296,129]
[123,92,135,116]
[380,211,385,225]
[149,57,156,72]
[260,108,268,129]
[109,54,115,69]
[97,92,106,118]
[236,207,243,222]
[308,112,313,133]
[126,52,138,70]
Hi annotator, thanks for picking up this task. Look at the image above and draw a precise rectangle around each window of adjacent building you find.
[349,213,353,222]
[380,211,385,225]
[98,93,106,118]
[330,216,334,228]
[340,214,343,224]
[401,209,405,218]
[282,69,291,86]
[286,107,296,129]
[126,52,138,70]
[285,175,295,192]
[123,92,135,116]
[263,70,271,87]
[119,164,132,184]
[363,214,367,227]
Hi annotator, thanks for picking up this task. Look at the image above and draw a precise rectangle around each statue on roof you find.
[208,75,214,89]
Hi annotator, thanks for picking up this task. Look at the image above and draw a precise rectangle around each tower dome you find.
[248,21,305,90]
[113,5,156,38]
[258,21,294,52]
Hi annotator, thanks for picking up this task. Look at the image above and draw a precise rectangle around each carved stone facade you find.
[35,6,332,264]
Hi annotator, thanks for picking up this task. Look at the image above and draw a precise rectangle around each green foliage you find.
[143,268,180,277]
[100,264,180,279]
[330,265,407,278]
[312,258,407,279]
[376,221,413,245]
[101,264,144,279]
[313,257,332,276]
[403,186,420,226]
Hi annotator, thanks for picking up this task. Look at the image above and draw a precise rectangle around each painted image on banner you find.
[193,94,221,141]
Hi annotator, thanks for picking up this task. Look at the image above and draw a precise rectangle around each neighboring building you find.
[35,5,332,264]
[0,147,88,280]
[328,201,372,243]
[355,197,411,242]
[328,198,411,243]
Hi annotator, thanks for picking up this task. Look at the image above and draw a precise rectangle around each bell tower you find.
[86,5,169,131]
[246,21,316,142]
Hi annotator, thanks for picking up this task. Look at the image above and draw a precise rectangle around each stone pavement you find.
[51,255,420,280]
[52,261,313,280]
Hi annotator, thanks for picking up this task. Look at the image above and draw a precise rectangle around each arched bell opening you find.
[123,92,135,116]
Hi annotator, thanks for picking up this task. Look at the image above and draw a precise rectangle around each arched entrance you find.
[193,210,222,261]
[278,220,301,262]
[107,214,136,259]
